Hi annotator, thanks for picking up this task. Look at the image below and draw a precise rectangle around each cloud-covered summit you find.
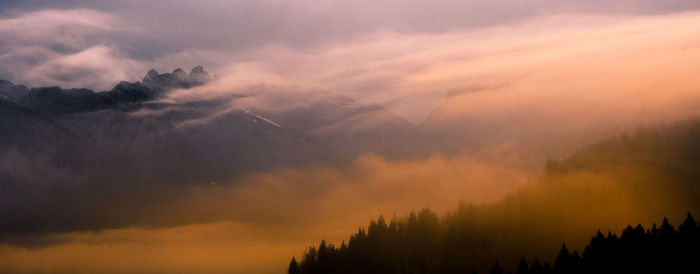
[0,66,211,116]
[141,66,212,91]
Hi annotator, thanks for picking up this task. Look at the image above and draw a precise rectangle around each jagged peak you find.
[146,69,159,78]
[172,68,188,80]
[188,66,211,84]
[138,66,212,93]
[190,66,205,75]
[142,67,211,84]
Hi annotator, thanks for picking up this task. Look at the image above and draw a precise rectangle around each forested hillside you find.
[290,120,700,273]
[290,214,699,274]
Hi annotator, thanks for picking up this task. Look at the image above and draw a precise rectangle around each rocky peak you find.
[189,66,211,85]
[144,69,159,81]
[173,68,188,80]
[141,66,211,90]
[190,66,205,74]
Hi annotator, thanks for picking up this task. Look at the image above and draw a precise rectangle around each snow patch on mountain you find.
[243,109,281,127]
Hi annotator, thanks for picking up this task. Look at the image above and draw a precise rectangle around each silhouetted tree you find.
[553,243,568,272]
[288,257,299,274]
[490,263,504,274]
[679,212,698,237]
[516,257,528,274]
[529,259,544,274]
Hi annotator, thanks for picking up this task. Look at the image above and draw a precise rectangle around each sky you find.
[3,1,700,273]
[2,0,700,121]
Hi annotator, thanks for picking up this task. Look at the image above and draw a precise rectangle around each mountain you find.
[0,80,28,101]
[0,96,89,184]
[0,67,430,235]
[0,66,424,186]
[0,67,214,185]
[256,92,428,159]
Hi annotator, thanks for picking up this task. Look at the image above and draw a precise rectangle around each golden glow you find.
[4,10,700,274]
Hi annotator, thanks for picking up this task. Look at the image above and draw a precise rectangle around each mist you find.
[0,153,534,273]
[2,2,700,274]
[2,129,699,273]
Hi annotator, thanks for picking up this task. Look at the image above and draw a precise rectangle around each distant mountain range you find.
[0,67,429,188]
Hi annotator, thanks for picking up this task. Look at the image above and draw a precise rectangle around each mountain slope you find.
[0,68,428,235]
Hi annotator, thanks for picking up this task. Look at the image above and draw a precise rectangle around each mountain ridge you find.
[0,66,424,183]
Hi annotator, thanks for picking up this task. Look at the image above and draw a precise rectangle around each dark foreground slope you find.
[291,214,700,274]
[290,120,700,273]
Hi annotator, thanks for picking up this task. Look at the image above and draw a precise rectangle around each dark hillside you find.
[291,120,700,273]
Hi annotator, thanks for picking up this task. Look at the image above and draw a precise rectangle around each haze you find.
[1,1,700,273]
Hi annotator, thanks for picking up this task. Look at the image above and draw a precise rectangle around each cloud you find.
[411,12,700,159]
[20,46,144,90]
[0,153,534,273]
[0,222,307,274]
[3,6,700,121]
[158,11,700,138]
[3,1,700,55]
[0,9,145,90]
[0,8,122,50]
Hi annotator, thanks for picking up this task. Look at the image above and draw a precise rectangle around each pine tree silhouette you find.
[290,213,700,274]
[288,257,299,274]
[490,263,504,274]
[516,257,528,274]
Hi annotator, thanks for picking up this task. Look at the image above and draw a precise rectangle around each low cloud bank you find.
[0,153,534,273]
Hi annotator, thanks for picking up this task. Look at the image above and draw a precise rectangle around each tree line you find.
[289,120,700,273]
[289,213,699,274]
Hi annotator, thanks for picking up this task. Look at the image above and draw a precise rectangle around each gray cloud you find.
[3,1,700,58]
[0,9,145,90]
